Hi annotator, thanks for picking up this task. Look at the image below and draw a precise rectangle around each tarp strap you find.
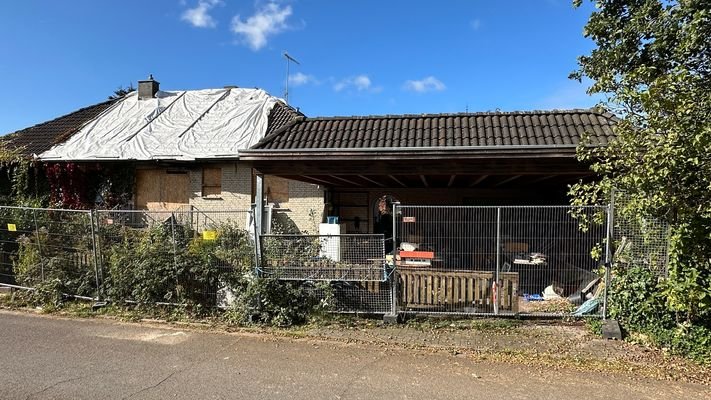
[122,91,187,143]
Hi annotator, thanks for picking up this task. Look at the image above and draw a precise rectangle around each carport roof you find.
[249,108,617,152]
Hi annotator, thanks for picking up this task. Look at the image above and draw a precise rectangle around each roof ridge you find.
[297,108,606,122]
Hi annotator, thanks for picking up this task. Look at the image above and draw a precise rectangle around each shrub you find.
[609,263,711,365]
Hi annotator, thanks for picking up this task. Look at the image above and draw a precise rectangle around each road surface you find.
[0,311,707,399]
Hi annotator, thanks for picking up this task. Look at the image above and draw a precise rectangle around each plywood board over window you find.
[265,175,289,204]
[202,167,222,196]
[136,169,189,211]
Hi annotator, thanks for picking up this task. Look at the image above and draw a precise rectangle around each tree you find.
[108,84,136,100]
[571,0,710,327]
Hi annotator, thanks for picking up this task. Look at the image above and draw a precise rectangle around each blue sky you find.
[0,0,600,135]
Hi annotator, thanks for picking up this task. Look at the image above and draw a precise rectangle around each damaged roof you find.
[250,108,617,151]
[39,88,298,161]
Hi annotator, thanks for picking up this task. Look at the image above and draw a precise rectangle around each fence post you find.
[170,212,178,270]
[251,206,261,277]
[494,207,501,315]
[390,202,400,317]
[32,209,45,282]
[89,210,101,299]
[603,192,615,320]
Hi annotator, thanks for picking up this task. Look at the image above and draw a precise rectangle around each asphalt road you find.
[0,311,707,399]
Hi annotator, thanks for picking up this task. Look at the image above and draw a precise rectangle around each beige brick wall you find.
[268,177,324,234]
[188,163,253,211]
[184,163,324,233]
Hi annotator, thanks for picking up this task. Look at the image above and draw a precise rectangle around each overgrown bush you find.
[223,275,330,327]
[12,211,98,301]
[9,212,333,327]
[609,263,711,365]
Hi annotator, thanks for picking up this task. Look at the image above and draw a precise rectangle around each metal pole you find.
[254,173,264,269]
[89,210,101,298]
[390,202,400,316]
[32,209,44,282]
[603,191,615,320]
[495,207,501,315]
[170,213,178,270]
[251,206,260,277]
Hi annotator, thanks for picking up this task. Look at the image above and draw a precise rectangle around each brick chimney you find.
[138,74,160,99]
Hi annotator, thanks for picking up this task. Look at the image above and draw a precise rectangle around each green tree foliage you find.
[571,0,710,360]
[108,84,135,100]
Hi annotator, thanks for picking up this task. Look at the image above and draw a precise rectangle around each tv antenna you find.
[283,52,300,103]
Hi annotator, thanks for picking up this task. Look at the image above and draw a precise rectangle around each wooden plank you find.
[357,175,386,187]
[388,175,407,187]
[470,175,489,187]
[494,175,521,187]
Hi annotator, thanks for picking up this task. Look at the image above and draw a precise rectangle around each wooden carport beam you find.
[529,175,556,184]
[495,175,522,187]
[302,175,341,186]
[447,175,457,187]
[328,175,363,187]
[388,175,407,187]
[419,175,429,188]
[470,175,489,187]
[357,175,385,187]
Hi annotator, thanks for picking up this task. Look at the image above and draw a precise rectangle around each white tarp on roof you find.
[39,88,279,161]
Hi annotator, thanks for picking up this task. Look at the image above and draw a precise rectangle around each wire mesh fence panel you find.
[260,234,392,313]
[96,209,255,308]
[0,206,98,298]
[500,207,607,316]
[260,234,386,281]
[393,205,608,317]
[395,206,501,314]
[612,193,670,277]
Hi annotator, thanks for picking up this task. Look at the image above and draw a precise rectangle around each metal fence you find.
[392,205,610,317]
[0,201,672,319]
[259,234,393,313]
[611,193,670,277]
[0,206,98,299]
[0,206,256,307]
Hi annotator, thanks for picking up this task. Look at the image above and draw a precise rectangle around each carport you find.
[241,109,616,316]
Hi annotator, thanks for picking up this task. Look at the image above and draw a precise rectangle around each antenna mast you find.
[283,52,300,103]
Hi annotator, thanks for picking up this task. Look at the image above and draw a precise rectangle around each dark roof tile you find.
[251,109,619,151]
[2,99,118,156]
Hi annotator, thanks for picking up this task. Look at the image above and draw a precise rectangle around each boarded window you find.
[202,167,222,196]
[136,169,189,211]
[265,175,289,203]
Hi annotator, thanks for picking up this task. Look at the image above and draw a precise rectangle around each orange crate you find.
[399,251,434,259]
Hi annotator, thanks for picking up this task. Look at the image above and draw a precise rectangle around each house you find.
[3,78,324,232]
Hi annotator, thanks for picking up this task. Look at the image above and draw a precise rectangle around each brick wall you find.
[268,177,324,234]
[184,163,324,233]
[188,163,253,211]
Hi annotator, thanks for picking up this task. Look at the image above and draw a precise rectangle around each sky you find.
[0,0,601,135]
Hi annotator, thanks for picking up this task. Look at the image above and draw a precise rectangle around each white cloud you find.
[470,19,481,30]
[403,76,446,93]
[231,3,292,51]
[334,74,379,92]
[181,0,221,28]
[288,72,316,86]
